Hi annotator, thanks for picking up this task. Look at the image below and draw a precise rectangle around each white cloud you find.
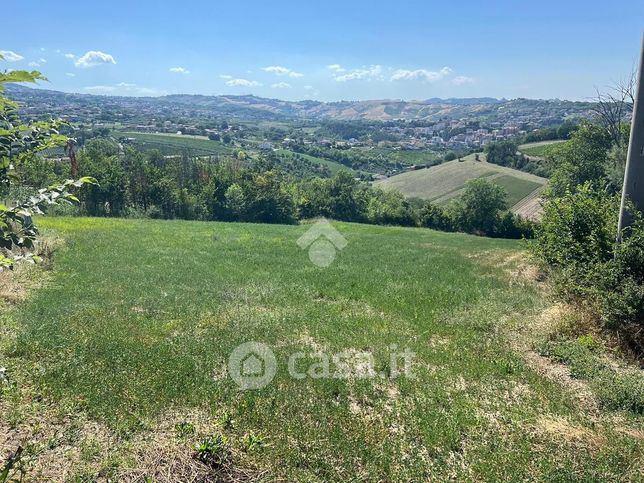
[85,85,117,93]
[225,78,262,87]
[452,75,475,85]
[327,64,345,73]
[0,50,24,62]
[304,85,314,90]
[75,50,116,68]
[66,73,76,77]
[28,61,40,67]
[271,82,292,89]
[85,83,164,96]
[334,65,383,82]
[38,58,47,63]
[64,53,75,59]
[391,66,452,82]
[219,74,233,79]
[169,66,189,74]
[263,65,303,78]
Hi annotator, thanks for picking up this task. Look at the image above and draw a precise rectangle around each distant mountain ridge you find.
[6,84,595,122]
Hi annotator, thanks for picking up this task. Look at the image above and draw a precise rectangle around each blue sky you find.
[2,0,643,101]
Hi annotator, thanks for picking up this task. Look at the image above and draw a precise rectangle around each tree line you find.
[12,138,533,239]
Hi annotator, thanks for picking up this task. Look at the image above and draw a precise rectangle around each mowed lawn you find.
[2,218,642,481]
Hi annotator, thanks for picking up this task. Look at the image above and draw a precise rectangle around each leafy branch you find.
[0,55,97,270]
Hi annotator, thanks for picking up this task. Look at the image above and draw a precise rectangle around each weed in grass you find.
[540,337,644,413]
[577,334,600,351]
[195,434,229,465]
[216,410,235,431]
[0,446,25,483]
[79,438,102,462]
[241,432,265,452]
[175,421,195,439]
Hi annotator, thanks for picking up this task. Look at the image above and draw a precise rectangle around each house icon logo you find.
[228,342,277,390]
[297,218,347,267]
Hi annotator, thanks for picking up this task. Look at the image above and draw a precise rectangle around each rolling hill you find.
[375,156,547,218]
[519,140,567,159]
[7,84,597,122]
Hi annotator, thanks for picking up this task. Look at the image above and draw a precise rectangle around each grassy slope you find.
[121,132,231,154]
[374,159,546,210]
[519,140,567,158]
[493,175,544,207]
[274,148,350,174]
[1,218,642,480]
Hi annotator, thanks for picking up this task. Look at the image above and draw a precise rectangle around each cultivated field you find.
[121,132,232,155]
[1,218,641,481]
[519,140,567,159]
[375,158,547,212]
[274,148,350,174]
[121,133,351,174]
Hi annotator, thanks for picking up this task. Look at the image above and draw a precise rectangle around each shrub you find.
[530,183,618,289]
[417,202,453,231]
[593,216,644,332]
[443,151,457,161]
[366,189,416,226]
[531,182,644,337]
[494,212,535,239]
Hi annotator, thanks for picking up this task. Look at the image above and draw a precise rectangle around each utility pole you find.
[617,33,644,240]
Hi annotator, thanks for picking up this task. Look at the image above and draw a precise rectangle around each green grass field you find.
[519,140,567,159]
[274,148,350,174]
[375,159,547,211]
[492,175,544,207]
[1,217,642,481]
[121,132,232,155]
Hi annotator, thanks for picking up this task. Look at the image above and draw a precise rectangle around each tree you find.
[452,178,507,235]
[592,69,635,147]
[485,141,519,167]
[0,58,95,269]
[224,183,246,220]
[444,151,457,161]
[418,202,452,231]
[547,122,612,197]
[366,189,415,226]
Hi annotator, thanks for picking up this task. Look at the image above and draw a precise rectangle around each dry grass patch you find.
[0,265,47,306]
[534,415,606,450]
[0,400,268,482]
